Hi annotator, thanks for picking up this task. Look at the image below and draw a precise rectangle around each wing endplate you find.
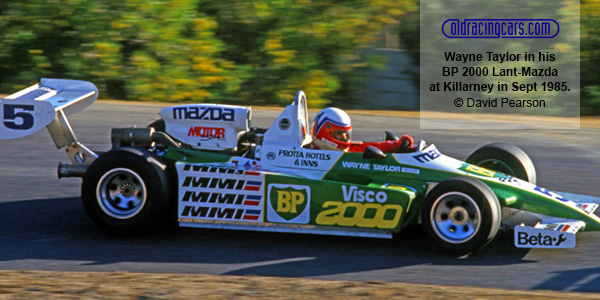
[0,78,98,140]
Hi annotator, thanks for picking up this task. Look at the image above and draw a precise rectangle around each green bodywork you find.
[164,145,600,233]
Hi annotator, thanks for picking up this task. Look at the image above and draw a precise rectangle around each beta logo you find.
[267,184,310,224]
[514,226,575,248]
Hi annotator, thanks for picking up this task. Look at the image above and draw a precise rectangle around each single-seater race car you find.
[1,78,599,255]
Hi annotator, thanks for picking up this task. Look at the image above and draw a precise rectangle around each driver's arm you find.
[348,135,414,153]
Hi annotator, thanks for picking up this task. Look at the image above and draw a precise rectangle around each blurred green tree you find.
[581,0,600,115]
[198,0,411,107]
[0,0,412,108]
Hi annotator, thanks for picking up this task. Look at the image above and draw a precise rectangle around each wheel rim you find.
[96,168,147,219]
[477,159,516,177]
[430,192,481,244]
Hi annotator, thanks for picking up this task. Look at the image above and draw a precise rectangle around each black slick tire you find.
[81,147,171,235]
[421,177,501,255]
[466,142,536,184]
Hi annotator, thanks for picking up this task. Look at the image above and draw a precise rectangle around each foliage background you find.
[0,0,597,114]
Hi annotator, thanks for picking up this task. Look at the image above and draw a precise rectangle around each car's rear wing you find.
[0,78,98,165]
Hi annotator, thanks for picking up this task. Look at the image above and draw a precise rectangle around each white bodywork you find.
[0,78,97,141]
[0,78,99,164]
[2,79,600,247]
[159,104,251,151]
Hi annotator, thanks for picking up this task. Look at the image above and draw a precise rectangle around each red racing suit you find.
[347,135,414,153]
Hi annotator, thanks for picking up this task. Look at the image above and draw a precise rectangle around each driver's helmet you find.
[312,107,352,151]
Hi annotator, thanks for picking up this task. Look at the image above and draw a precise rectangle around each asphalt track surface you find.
[1,101,600,293]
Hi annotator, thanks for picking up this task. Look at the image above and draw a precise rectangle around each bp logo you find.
[267,184,310,224]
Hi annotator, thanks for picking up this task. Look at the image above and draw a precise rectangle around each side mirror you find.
[385,131,399,141]
[363,146,387,159]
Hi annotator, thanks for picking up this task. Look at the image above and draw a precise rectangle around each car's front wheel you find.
[421,177,501,255]
[81,147,171,235]
[466,142,536,184]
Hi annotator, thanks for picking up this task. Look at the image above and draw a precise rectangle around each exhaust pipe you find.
[57,162,88,179]
[111,127,181,149]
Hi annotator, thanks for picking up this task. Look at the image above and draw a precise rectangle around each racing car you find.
[1,78,599,255]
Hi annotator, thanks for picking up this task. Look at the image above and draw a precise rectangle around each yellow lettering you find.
[290,191,304,213]
[315,201,342,225]
[466,165,496,177]
[354,203,379,228]
[380,204,403,229]
[336,202,362,226]
[276,190,291,212]
[315,202,403,229]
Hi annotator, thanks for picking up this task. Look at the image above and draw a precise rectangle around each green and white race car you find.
[1,79,599,255]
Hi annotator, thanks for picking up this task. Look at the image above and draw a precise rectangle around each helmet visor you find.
[333,129,351,142]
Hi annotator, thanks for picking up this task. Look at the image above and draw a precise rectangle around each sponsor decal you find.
[242,209,261,221]
[321,138,337,148]
[3,104,35,130]
[244,180,262,191]
[342,161,371,170]
[183,164,244,174]
[315,201,402,229]
[172,106,234,121]
[514,225,575,248]
[544,224,572,232]
[276,149,331,168]
[315,185,399,229]
[340,161,420,174]
[401,167,420,174]
[372,164,407,172]
[267,184,310,224]
[0,99,56,139]
[183,163,261,173]
[278,150,331,160]
[230,159,262,170]
[181,192,262,206]
[342,185,387,203]
[412,148,441,163]
[187,126,225,140]
[177,163,264,222]
[243,195,262,206]
[294,159,318,167]
[498,176,519,184]
[459,163,503,178]
[534,186,568,202]
[182,191,244,204]
[182,177,245,190]
[265,148,342,171]
[179,175,262,191]
[279,118,291,130]
[576,203,598,214]
[180,206,261,221]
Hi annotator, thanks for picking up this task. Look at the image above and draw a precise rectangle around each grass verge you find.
[1,270,599,299]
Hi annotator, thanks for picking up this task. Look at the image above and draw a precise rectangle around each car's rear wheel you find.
[82,147,171,235]
[466,142,536,184]
[422,177,501,255]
